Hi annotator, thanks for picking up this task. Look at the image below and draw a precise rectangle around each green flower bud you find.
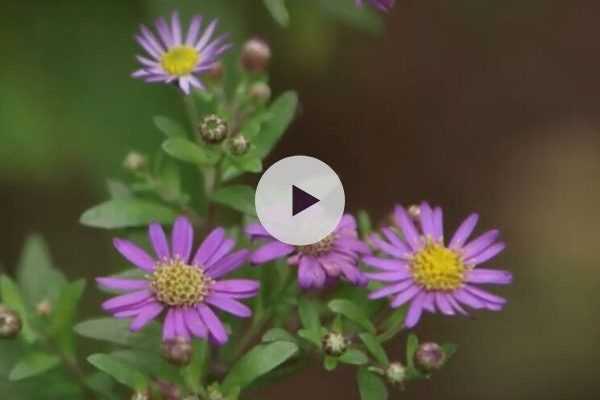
[130,390,150,400]
[249,82,271,104]
[228,135,250,156]
[415,342,446,372]
[161,336,194,366]
[123,151,147,172]
[241,38,271,73]
[385,362,406,384]
[199,114,228,144]
[0,305,22,339]
[207,383,225,400]
[35,299,52,317]
[322,331,349,357]
[407,204,420,220]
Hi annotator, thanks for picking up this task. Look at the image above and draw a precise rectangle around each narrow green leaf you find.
[0,275,35,342]
[377,307,407,342]
[222,341,298,392]
[406,333,419,372]
[88,353,148,391]
[442,343,458,359]
[263,0,290,26]
[16,235,66,305]
[262,328,296,343]
[75,318,161,350]
[254,92,298,158]
[211,185,256,216]
[357,210,372,238]
[106,179,132,200]
[339,349,368,365]
[328,299,376,333]
[154,115,188,138]
[297,329,322,348]
[182,341,209,393]
[80,199,176,229]
[357,368,388,400]
[49,280,86,357]
[9,352,60,381]
[323,355,338,371]
[359,333,389,366]
[162,137,220,166]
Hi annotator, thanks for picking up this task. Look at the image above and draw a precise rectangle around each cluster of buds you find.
[161,336,194,366]
[415,342,447,372]
[385,362,407,384]
[0,305,22,339]
[123,151,147,172]
[198,114,229,145]
[322,331,350,357]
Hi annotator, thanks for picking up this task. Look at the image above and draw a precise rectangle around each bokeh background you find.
[2,0,600,399]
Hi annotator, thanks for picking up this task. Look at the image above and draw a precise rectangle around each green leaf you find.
[297,298,322,346]
[406,333,419,370]
[262,328,296,343]
[323,355,338,371]
[75,318,161,350]
[222,341,298,392]
[442,343,458,359]
[263,0,290,26]
[87,353,149,391]
[297,329,321,348]
[359,333,389,366]
[49,280,86,357]
[162,137,220,166]
[211,185,256,216]
[154,115,188,138]
[320,0,384,34]
[106,179,132,200]
[357,210,372,238]
[377,307,407,342]
[9,352,60,381]
[328,299,376,333]
[80,199,176,229]
[357,368,388,400]
[182,341,209,393]
[253,92,298,158]
[339,349,368,365]
[16,235,66,305]
[0,275,35,342]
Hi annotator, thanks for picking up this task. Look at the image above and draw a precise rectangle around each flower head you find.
[132,12,231,94]
[247,215,370,289]
[356,0,395,12]
[97,216,258,345]
[365,203,512,328]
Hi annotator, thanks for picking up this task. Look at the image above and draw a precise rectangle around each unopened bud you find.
[0,305,22,339]
[415,342,446,372]
[241,38,271,73]
[155,379,182,400]
[161,336,194,366]
[228,135,250,156]
[322,331,349,357]
[206,61,224,81]
[131,390,149,400]
[207,384,225,400]
[123,151,147,172]
[198,114,228,144]
[249,82,271,104]
[385,362,406,384]
[36,299,52,317]
[407,204,420,220]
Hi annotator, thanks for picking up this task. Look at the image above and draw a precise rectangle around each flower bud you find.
[249,82,271,104]
[0,305,22,339]
[206,61,224,81]
[240,38,271,73]
[228,135,250,156]
[123,151,147,172]
[322,331,349,357]
[415,342,446,372]
[407,204,420,220]
[385,362,406,384]
[198,114,228,144]
[36,299,52,317]
[130,390,150,400]
[207,384,225,400]
[161,336,194,366]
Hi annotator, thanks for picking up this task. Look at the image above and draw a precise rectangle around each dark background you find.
[2,0,600,399]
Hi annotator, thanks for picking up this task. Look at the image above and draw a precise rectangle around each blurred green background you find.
[2,0,600,399]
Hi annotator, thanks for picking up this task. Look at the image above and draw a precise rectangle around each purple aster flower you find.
[132,11,231,94]
[365,203,512,328]
[97,216,258,345]
[246,214,370,289]
[356,0,395,12]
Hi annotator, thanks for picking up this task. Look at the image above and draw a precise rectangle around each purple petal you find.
[381,228,412,257]
[130,302,163,332]
[185,16,203,46]
[466,269,512,285]
[391,285,421,308]
[206,250,250,279]
[171,216,194,262]
[135,35,160,59]
[195,19,218,51]
[250,241,295,264]
[206,294,252,318]
[369,280,414,299]
[174,308,190,339]
[102,290,153,312]
[163,309,176,340]
[419,202,435,237]
[339,262,368,286]
[337,214,358,231]
[205,239,235,267]
[365,271,411,282]
[464,285,507,304]
[449,213,479,249]
[404,291,427,328]
[212,279,260,295]
[446,294,468,315]
[422,292,436,313]
[193,227,225,266]
[465,243,506,266]
[460,229,499,258]
[335,237,371,254]
[179,76,191,95]
[113,239,155,271]
[453,288,486,309]
[369,235,409,258]
[96,277,148,291]
[155,17,174,48]
[298,256,326,289]
[363,256,409,272]
[140,25,164,53]
[184,308,208,338]
[435,292,455,315]
[433,207,444,242]
[245,223,271,238]
[393,206,423,251]
[198,304,228,345]
[171,11,182,46]
[149,222,170,260]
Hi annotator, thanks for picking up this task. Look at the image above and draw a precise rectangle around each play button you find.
[255,155,345,246]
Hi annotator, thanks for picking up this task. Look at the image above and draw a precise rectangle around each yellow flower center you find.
[150,259,213,307]
[297,234,335,257]
[411,242,465,291]
[160,46,200,76]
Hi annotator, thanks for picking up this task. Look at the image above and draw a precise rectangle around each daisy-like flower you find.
[247,215,370,289]
[365,203,512,328]
[97,216,258,345]
[356,0,395,12]
[132,12,231,94]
